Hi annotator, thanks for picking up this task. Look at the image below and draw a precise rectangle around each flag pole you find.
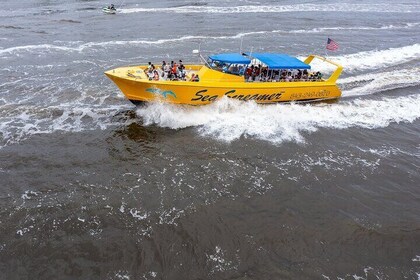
[325,37,328,59]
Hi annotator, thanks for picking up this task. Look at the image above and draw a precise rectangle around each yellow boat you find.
[105,52,343,105]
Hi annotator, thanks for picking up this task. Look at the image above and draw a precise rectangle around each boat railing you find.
[303,55,343,83]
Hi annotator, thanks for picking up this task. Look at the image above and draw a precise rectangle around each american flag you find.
[326,38,339,51]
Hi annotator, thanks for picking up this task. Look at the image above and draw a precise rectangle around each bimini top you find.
[208,53,251,64]
[246,53,311,69]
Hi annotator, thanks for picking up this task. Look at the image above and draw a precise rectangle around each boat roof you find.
[208,53,251,64]
[246,53,311,69]
[209,52,311,69]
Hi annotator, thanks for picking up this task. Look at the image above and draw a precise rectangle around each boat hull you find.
[105,69,341,105]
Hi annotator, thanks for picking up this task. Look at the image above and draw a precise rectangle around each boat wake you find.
[326,44,420,73]
[0,104,134,148]
[136,94,420,144]
[119,3,419,14]
[340,67,420,97]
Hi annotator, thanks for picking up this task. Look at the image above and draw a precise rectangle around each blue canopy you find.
[208,53,251,64]
[246,53,310,69]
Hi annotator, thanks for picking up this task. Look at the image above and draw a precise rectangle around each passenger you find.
[180,69,186,80]
[261,67,268,80]
[190,73,199,81]
[222,64,228,72]
[147,71,153,81]
[228,64,235,73]
[178,60,186,80]
[251,65,256,81]
[291,69,298,79]
[303,69,308,80]
[309,73,314,81]
[153,70,159,81]
[164,62,171,73]
[280,70,287,81]
[255,66,260,77]
[238,65,245,75]
[245,67,252,80]
[296,70,302,80]
[286,72,292,82]
[274,70,280,82]
[172,62,178,78]
[178,60,185,72]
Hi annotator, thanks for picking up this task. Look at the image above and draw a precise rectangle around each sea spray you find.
[136,94,420,143]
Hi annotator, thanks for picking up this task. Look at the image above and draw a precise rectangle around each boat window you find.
[208,59,247,76]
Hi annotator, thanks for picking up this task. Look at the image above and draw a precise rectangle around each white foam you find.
[0,44,82,56]
[0,37,225,56]
[2,32,419,59]
[120,3,419,14]
[129,209,148,220]
[114,271,130,280]
[206,246,238,273]
[136,94,420,144]
[341,67,420,97]
[291,23,420,33]
[0,104,134,149]
[326,44,420,73]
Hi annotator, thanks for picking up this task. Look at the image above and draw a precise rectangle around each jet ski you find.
[102,5,116,14]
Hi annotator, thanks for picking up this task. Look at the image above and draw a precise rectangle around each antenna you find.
[193,42,202,64]
[239,36,244,54]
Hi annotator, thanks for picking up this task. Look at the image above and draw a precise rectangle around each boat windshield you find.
[207,58,247,76]
[207,53,251,76]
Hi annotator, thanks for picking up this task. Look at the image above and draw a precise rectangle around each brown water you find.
[0,0,420,279]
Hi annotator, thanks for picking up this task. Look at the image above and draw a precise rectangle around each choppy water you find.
[1,0,419,279]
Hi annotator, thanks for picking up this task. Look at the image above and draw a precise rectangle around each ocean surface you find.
[1,0,420,279]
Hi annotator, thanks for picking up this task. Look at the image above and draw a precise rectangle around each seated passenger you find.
[192,74,199,82]
[179,69,186,80]
[274,71,280,82]
[172,62,178,78]
[309,73,315,81]
[222,64,228,72]
[147,71,153,81]
[245,67,252,80]
[178,60,185,75]
[286,72,292,82]
[238,65,245,75]
[296,70,302,80]
[153,70,159,81]
[164,63,171,73]
[302,69,309,80]
[228,64,237,74]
